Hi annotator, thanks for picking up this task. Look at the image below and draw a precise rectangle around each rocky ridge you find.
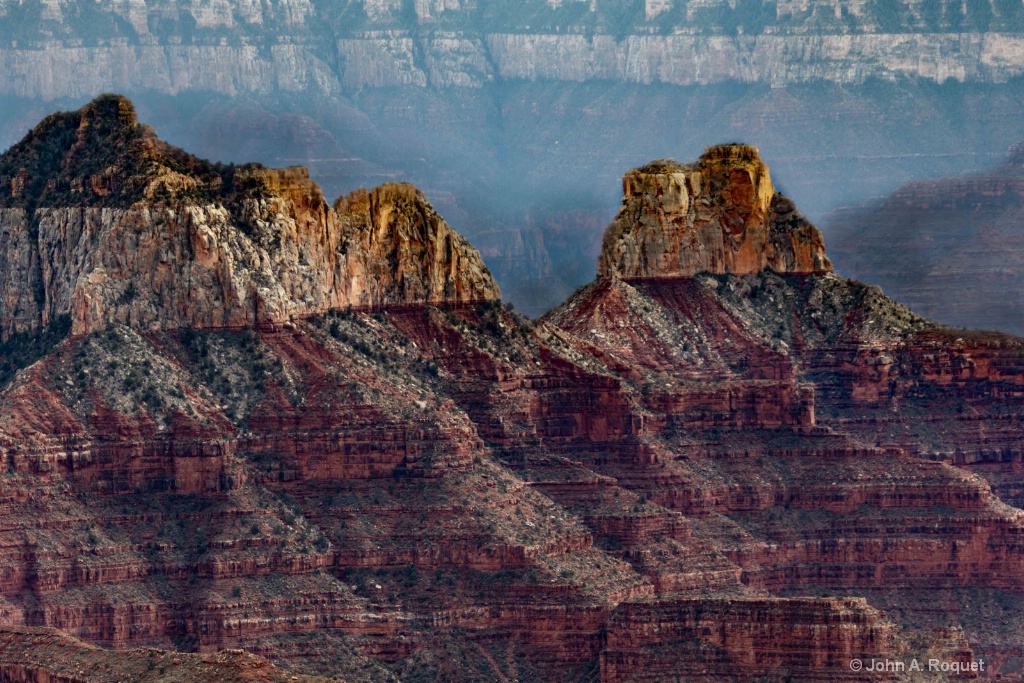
[0,98,1023,681]
[0,95,499,341]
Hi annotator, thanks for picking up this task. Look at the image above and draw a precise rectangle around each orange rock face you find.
[598,145,832,280]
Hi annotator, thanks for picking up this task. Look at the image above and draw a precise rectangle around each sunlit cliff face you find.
[599,144,831,281]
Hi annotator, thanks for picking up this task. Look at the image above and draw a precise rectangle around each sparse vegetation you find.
[180,327,281,422]
[0,94,286,218]
[0,314,70,390]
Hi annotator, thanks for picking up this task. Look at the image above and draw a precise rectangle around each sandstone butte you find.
[0,95,1022,682]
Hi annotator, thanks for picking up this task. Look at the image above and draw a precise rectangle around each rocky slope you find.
[0,626,339,683]
[826,141,1024,335]
[1,100,1023,681]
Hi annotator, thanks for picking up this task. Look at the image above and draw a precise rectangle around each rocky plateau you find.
[0,96,1023,681]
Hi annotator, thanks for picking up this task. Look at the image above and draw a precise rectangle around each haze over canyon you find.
[1,0,1023,319]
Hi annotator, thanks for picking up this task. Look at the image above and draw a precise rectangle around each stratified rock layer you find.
[602,597,903,683]
[598,145,832,280]
[0,627,338,683]
[3,3,1024,99]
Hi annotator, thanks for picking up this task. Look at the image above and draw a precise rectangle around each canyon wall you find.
[0,2,1023,98]
[0,100,1021,681]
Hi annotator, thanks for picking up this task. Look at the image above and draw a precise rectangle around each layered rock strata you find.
[0,626,338,683]
[0,95,499,341]
[1,100,1023,681]
[601,597,904,683]
[3,2,1024,99]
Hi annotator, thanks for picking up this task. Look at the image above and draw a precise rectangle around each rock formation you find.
[826,141,1024,335]
[334,184,501,309]
[598,145,832,280]
[1,99,1024,681]
[2,2,1024,100]
[0,95,499,341]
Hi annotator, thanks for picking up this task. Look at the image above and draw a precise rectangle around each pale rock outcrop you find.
[0,96,500,339]
[363,0,404,22]
[482,32,1024,87]
[0,44,341,100]
[598,144,832,280]
[424,34,494,87]
[339,31,494,88]
[413,0,465,22]
[2,5,1024,99]
[337,33,428,88]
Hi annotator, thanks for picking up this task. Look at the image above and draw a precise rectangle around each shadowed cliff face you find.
[0,96,500,341]
[826,142,1024,335]
[3,99,1024,682]
[598,145,832,280]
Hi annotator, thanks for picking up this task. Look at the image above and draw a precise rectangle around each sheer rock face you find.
[597,145,832,280]
[3,7,1024,99]
[334,184,502,309]
[0,96,499,340]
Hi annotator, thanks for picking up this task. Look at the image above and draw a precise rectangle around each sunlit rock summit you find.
[598,144,832,280]
[0,95,499,341]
